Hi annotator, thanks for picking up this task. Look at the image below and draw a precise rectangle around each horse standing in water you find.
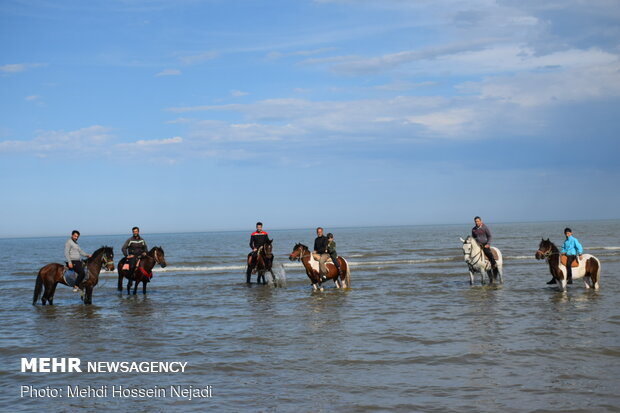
[460,236,503,285]
[289,243,351,291]
[247,239,275,285]
[117,246,167,295]
[535,238,601,291]
[33,246,115,305]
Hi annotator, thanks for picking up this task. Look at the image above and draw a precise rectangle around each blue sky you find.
[1,0,619,237]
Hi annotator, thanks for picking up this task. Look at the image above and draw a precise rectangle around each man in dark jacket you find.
[122,226,148,275]
[246,222,269,284]
[472,216,497,272]
[313,227,329,281]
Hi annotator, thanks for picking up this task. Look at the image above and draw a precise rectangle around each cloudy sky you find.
[1,0,619,237]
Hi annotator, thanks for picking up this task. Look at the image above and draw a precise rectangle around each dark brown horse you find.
[247,239,275,285]
[117,246,167,295]
[535,238,601,291]
[33,246,115,305]
[289,243,351,291]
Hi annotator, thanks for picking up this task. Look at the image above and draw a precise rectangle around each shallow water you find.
[1,221,619,412]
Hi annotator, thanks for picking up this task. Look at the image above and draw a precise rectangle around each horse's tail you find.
[344,259,351,288]
[33,270,43,305]
[594,256,602,289]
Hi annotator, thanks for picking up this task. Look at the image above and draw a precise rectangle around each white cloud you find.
[155,68,181,76]
[230,90,249,97]
[0,63,46,74]
[135,136,183,146]
[25,95,42,102]
[0,126,113,154]
[177,51,218,65]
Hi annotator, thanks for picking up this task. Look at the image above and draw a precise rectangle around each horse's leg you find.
[117,272,123,291]
[133,279,139,295]
[497,267,503,284]
[42,277,55,305]
[142,280,147,294]
[84,286,93,304]
[48,282,59,305]
[587,258,600,290]
[469,270,474,285]
[127,279,132,295]
[558,278,567,292]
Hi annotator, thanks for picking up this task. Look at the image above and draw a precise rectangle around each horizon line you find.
[2,218,619,240]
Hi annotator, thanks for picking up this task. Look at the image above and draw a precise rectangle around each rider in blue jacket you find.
[548,227,583,284]
[561,227,583,284]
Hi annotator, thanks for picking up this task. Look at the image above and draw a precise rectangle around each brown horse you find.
[289,243,351,291]
[247,239,275,285]
[117,246,167,295]
[535,238,601,291]
[33,246,115,305]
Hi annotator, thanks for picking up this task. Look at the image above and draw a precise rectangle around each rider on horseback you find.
[313,227,330,281]
[322,232,342,281]
[65,230,91,292]
[547,227,583,285]
[472,216,498,277]
[122,227,148,276]
[246,222,269,284]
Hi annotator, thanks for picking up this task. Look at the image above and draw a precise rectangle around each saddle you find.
[63,266,89,287]
[311,253,333,263]
[560,254,580,267]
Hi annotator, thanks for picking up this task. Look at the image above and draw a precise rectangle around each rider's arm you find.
[484,226,492,244]
[122,238,130,256]
[575,238,583,255]
[64,240,72,263]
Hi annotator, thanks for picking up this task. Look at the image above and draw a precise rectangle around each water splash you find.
[269,261,287,287]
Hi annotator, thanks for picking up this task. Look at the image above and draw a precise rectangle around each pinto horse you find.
[535,238,601,291]
[32,246,114,305]
[117,246,167,295]
[460,236,503,285]
[247,239,275,285]
[289,243,351,291]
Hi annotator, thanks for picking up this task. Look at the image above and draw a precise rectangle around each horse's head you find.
[101,246,115,271]
[289,243,307,261]
[535,238,553,260]
[151,246,167,268]
[461,236,474,264]
[263,239,274,259]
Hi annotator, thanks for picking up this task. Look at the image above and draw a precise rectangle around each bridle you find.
[291,245,309,261]
[101,250,114,268]
[536,245,558,261]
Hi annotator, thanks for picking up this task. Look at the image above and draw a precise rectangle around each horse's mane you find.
[541,238,559,251]
[88,246,113,261]
[295,243,308,250]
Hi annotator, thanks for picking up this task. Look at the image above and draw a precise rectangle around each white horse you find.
[460,236,503,285]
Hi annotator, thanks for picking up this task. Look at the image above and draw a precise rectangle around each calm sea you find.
[1,221,619,412]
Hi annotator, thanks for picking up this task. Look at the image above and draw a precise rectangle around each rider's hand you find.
[88,255,92,258]
[484,244,490,248]
[253,248,257,252]
[128,255,134,258]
